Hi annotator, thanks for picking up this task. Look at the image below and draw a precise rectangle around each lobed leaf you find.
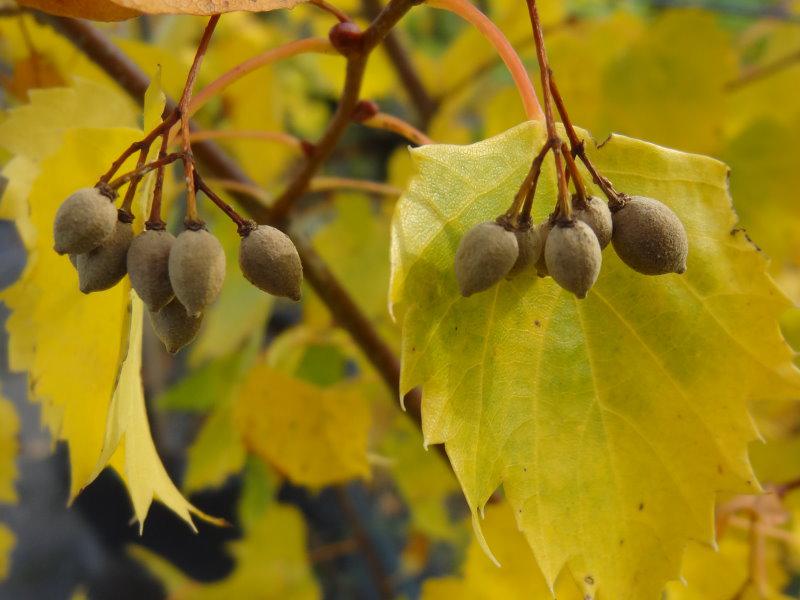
[390,121,800,598]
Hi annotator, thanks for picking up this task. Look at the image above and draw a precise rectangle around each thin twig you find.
[98,113,179,184]
[334,486,394,599]
[428,0,543,121]
[362,112,434,145]
[309,176,403,197]
[189,38,335,117]
[194,172,251,235]
[109,153,184,189]
[188,129,307,153]
[310,0,352,22]
[177,14,220,224]
[560,143,586,206]
[506,139,552,226]
[119,147,148,215]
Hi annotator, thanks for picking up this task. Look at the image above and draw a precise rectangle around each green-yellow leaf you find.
[390,121,800,598]
[234,362,370,488]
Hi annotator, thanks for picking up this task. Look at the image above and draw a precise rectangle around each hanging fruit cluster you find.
[53,117,302,356]
[453,5,688,300]
[50,16,305,355]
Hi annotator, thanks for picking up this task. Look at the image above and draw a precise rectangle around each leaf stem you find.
[361,112,434,145]
[98,112,179,184]
[188,129,308,153]
[109,152,184,190]
[524,0,570,221]
[189,38,335,117]
[194,172,252,235]
[506,139,552,226]
[119,147,148,215]
[178,14,220,226]
[427,0,543,121]
[548,74,623,207]
[561,143,587,206]
[309,0,352,22]
[146,128,171,230]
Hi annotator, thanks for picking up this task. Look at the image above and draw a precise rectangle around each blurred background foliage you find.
[0,0,799,597]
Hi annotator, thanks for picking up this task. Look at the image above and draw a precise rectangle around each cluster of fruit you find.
[455,193,688,299]
[53,185,303,353]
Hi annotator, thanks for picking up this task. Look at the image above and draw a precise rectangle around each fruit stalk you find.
[194,172,252,236]
[524,0,571,221]
[548,74,623,207]
[146,128,171,230]
[108,152,185,190]
[177,14,221,225]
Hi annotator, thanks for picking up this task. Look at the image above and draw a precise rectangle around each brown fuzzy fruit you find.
[168,228,226,316]
[544,220,602,298]
[574,196,613,249]
[507,224,543,277]
[53,187,118,255]
[611,196,688,275]
[535,221,552,277]
[454,221,518,297]
[128,229,176,311]
[148,298,202,354]
[77,220,133,293]
[239,225,303,301]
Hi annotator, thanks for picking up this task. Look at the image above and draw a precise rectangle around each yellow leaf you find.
[131,503,320,599]
[16,0,141,21]
[0,81,137,161]
[421,502,582,600]
[0,391,19,504]
[97,292,223,530]
[1,127,138,500]
[600,10,736,155]
[390,121,800,598]
[234,362,370,488]
[666,536,792,600]
[0,524,13,581]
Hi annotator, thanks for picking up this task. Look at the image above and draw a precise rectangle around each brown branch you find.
[270,54,368,221]
[40,8,437,465]
[269,0,420,221]
[361,0,438,126]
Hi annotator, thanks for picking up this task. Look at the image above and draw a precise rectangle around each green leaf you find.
[390,121,800,598]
